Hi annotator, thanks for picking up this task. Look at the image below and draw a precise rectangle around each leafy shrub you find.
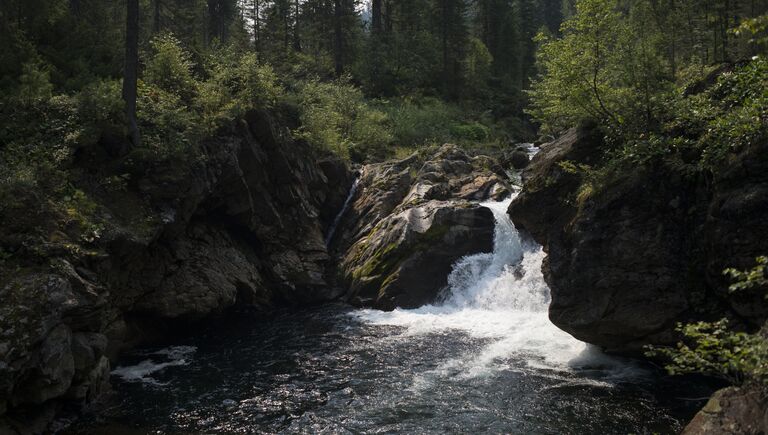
[196,48,283,131]
[144,34,198,102]
[725,256,768,294]
[294,79,391,161]
[528,0,673,137]
[648,319,768,385]
[212,52,282,112]
[450,122,490,141]
[16,61,54,105]
[647,257,768,389]
[137,81,198,159]
[77,79,125,144]
[379,97,458,146]
[463,37,492,95]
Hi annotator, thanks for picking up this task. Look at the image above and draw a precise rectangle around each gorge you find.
[3,116,764,433]
[2,1,768,431]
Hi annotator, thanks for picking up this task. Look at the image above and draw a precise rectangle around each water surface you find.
[68,197,711,434]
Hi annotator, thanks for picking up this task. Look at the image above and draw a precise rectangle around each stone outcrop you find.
[0,110,352,432]
[332,145,507,309]
[508,125,768,354]
[682,387,768,434]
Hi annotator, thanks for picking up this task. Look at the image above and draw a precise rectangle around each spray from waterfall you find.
[354,192,645,381]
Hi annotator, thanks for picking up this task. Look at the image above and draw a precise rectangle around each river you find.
[66,196,711,434]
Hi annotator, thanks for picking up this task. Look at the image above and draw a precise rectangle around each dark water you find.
[66,304,710,435]
[67,198,713,434]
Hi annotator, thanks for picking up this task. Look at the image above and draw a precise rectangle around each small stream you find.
[67,195,712,434]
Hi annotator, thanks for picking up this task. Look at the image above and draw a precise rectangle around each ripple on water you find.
[66,196,713,434]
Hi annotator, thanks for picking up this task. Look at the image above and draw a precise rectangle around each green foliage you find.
[647,320,768,385]
[16,62,54,105]
[137,81,198,159]
[451,122,490,141]
[294,79,391,161]
[732,15,768,46]
[77,79,125,144]
[463,37,493,96]
[725,257,768,294]
[206,49,282,114]
[662,58,768,171]
[380,97,460,147]
[528,0,672,136]
[647,258,768,388]
[144,34,198,103]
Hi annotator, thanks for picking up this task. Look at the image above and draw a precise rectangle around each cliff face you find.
[508,125,768,354]
[331,144,509,310]
[0,110,352,432]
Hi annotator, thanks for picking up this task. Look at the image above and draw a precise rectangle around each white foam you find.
[112,345,197,385]
[353,194,647,383]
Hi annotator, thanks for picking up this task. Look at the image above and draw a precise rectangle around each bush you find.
[212,51,282,112]
[77,79,125,145]
[195,48,284,131]
[450,122,490,141]
[294,79,391,161]
[144,34,198,103]
[379,97,458,146]
[647,257,768,389]
[648,319,768,385]
[16,62,54,105]
[137,81,198,159]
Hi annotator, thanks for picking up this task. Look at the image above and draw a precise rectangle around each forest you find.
[1,0,768,433]
[2,0,766,160]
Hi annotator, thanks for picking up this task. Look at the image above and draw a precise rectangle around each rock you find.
[508,124,768,354]
[682,387,768,434]
[337,144,503,309]
[499,146,532,170]
[0,271,107,411]
[13,324,74,405]
[0,110,353,430]
[509,151,530,169]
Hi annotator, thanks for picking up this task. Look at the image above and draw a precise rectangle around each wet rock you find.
[337,144,503,309]
[0,110,353,430]
[510,151,530,170]
[509,124,768,354]
[13,324,74,405]
[500,146,531,170]
[682,387,768,434]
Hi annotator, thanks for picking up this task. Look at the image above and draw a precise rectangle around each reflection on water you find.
[67,196,712,434]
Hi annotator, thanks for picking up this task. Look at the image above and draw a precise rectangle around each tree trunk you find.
[123,0,141,148]
[253,0,261,56]
[334,0,343,76]
[69,0,81,18]
[294,0,301,51]
[372,0,382,33]
[153,0,162,33]
[441,0,449,96]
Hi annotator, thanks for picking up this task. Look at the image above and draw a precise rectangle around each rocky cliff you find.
[0,110,353,432]
[330,144,510,310]
[508,125,768,354]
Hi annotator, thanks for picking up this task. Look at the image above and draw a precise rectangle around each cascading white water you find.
[92,188,694,434]
[325,177,360,246]
[354,192,643,381]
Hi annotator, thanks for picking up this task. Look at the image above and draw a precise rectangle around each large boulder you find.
[682,387,768,434]
[0,265,108,417]
[335,145,504,309]
[509,126,768,354]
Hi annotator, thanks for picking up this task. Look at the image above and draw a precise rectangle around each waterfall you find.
[325,177,360,246]
[354,191,641,380]
[440,196,548,312]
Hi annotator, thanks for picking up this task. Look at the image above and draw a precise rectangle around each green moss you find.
[351,222,450,290]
